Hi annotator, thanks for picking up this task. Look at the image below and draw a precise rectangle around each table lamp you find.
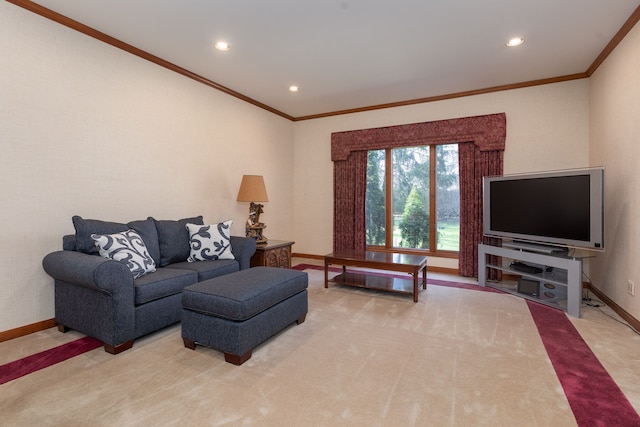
[236,175,269,244]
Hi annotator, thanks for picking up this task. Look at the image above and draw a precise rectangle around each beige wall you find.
[589,20,640,319]
[292,80,591,269]
[0,3,293,331]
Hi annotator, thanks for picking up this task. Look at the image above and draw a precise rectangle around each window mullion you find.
[385,148,393,248]
[429,145,437,252]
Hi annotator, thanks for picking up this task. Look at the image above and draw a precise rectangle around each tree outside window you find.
[365,150,386,246]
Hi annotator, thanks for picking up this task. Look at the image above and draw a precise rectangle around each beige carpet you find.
[1,263,639,426]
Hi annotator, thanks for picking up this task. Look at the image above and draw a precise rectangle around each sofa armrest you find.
[42,250,134,293]
[230,236,257,270]
[43,250,137,349]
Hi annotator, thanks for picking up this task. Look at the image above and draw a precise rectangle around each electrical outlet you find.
[628,280,635,296]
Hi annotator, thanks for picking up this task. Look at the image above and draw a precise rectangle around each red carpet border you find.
[0,336,102,385]
[2,264,639,426]
[528,301,640,426]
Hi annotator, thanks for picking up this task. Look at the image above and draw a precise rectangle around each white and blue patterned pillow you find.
[186,221,235,262]
[91,229,156,279]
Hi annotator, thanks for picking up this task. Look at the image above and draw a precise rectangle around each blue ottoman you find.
[181,266,308,365]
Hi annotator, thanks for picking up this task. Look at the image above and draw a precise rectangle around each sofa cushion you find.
[91,230,156,279]
[127,217,160,266]
[169,259,239,282]
[186,221,234,262]
[153,216,203,267]
[133,267,198,305]
[72,215,127,255]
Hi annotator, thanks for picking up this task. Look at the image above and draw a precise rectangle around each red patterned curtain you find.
[458,144,504,277]
[333,151,367,252]
[331,113,506,276]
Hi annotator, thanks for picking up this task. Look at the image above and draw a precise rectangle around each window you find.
[365,144,460,253]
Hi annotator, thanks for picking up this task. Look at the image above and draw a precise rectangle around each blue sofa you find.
[42,215,257,354]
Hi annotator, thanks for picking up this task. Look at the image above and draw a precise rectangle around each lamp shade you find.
[236,175,269,202]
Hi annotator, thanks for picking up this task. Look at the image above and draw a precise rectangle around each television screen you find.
[483,168,604,251]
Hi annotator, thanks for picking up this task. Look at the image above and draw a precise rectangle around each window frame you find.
[368,145,459,259]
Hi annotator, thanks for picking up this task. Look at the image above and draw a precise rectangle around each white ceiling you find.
[28,0,640,119]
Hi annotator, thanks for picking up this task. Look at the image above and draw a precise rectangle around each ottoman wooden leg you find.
[224,350,252,365]
[104,340,134,355]
[296,314,306,325]
[183,338,196,350]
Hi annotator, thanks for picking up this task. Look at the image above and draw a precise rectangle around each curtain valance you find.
[331,112,506,161]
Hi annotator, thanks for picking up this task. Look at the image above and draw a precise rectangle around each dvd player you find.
[510,261,544,274]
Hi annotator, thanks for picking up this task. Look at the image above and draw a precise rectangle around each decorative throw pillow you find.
[186,220,235,262]
[91,229,156,279]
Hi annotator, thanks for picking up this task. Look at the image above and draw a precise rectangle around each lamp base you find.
[246,224,267,244]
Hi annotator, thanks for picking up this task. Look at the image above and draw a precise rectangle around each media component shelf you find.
[478,243,583,317]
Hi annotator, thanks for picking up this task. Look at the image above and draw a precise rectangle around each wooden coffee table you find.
[324,251,427,302]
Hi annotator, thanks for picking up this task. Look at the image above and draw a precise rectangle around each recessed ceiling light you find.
[214,41,230,51]
[506,37,525,47]
[289,85,300,92]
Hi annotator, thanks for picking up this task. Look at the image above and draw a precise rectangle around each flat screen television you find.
[483,167,605,251]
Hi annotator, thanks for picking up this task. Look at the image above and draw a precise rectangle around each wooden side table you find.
[250,240,294,269]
